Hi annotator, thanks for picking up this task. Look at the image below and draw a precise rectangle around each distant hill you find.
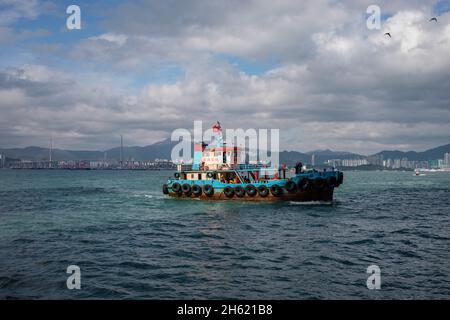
[101,138,178,161]
[1,141,449,163]
[372,144,450,161]
[0,146,103,161]
[279,151,310,165]
[0,139,177,161]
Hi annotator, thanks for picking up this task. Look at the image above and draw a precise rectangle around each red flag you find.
[212,121,221,133]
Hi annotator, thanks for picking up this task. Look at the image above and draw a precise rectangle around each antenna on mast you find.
[120,135,123,169]
[49,137,53,169]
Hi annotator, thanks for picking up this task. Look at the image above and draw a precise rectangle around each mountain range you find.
[1,140,449,165]
[0,139,178,162]
[371,144,450,162]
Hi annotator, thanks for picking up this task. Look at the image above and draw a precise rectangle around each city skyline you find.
[1,136,449,156]
[2,150,449,170]
[1,139,449,168]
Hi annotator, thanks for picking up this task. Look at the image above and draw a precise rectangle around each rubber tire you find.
[298,178,308,190]
[270,185,282,197]
[328,176,337,188]
[258,185,269,197]
[245,184,257,197]
[285,180,297,193]
[224,186,234,198]
[182,183,192,196]
[172,182,181,193]
[234,186,245,198]
[192,184,202,197]
[337,172,344,185]
[203,184,214,197]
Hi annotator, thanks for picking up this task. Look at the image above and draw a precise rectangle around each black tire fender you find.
[224,186,234,198]
[171,182,181,193]
[162,184,169,194]
[234,186,245,198]
[203,184,214,196]
[270,185,282,197]
[285,180,297,193]
[181,183,192,195]
[245,184,257,197]
[192,184,202,197]
[258,185,269,197]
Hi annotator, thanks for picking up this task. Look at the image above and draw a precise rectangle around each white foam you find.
[289,201,333,206]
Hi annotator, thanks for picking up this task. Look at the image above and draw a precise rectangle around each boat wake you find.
[131,193,166,200]
[289,200,334,206]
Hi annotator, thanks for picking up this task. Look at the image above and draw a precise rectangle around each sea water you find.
[0,170,449,299]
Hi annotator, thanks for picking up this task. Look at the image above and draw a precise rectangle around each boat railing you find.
[177,164,193,171]
[235,163,269,170]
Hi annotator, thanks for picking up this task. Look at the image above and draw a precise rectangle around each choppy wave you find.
[0,170,449,299]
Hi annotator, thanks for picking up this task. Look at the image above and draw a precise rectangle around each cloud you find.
[0,0,449,154]
[72,0,351,67]
[0,0,41,26]
[89,33,128,46]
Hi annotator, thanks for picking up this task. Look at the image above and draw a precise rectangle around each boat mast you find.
[120,135,123,169]
[49,137,53,169]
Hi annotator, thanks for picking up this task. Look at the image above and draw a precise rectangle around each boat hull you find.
[164,169,342,202]
[167,188,334,202]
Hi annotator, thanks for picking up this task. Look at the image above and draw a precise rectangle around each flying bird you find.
[429,17,438,22]
[384,32,391,38]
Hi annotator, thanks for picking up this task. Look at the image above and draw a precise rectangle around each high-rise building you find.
[444,153,450,168]
[326,159,342,167]
[311,153,315,166]
[367,155,384,166]
[383,158,394,168]
[341,159,369,167]
[49,138,53,169]
[429,159,439,169]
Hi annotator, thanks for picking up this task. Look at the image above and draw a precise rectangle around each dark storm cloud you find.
[0,67,73,97]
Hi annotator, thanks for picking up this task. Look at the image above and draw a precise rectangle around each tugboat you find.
[162,123,343,201]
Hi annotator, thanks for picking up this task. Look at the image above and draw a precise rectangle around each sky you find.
[0,0,449,154]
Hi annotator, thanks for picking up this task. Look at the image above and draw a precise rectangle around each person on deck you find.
[295,161,303,174]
